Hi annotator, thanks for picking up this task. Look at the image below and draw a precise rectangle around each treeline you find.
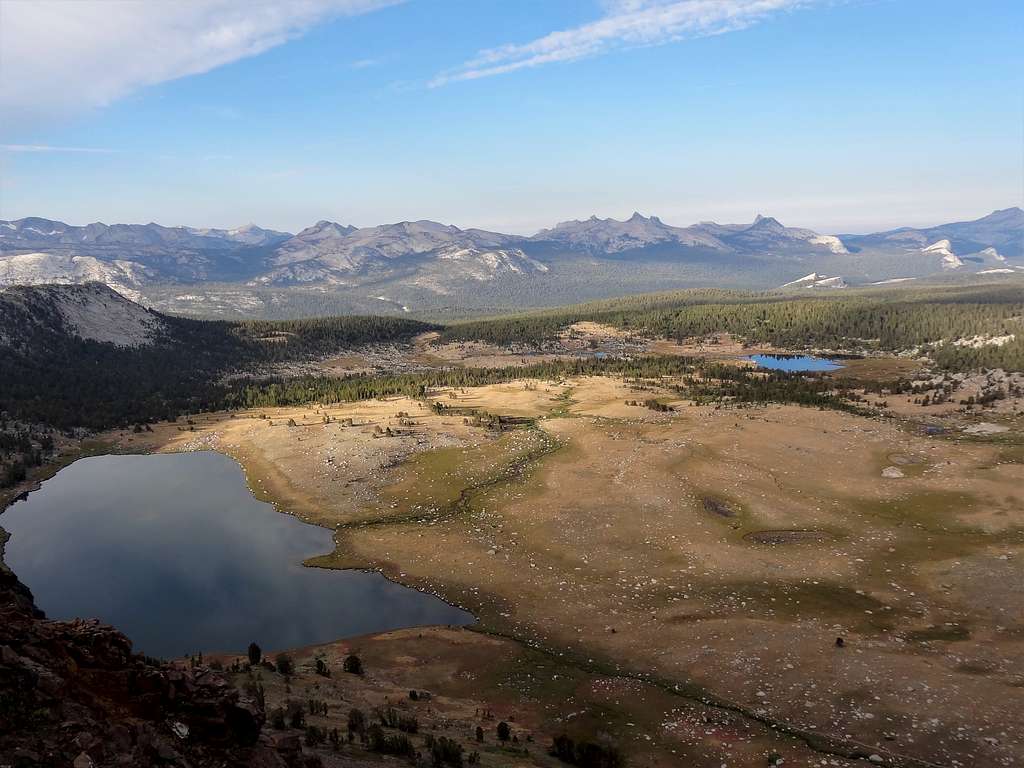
[682,364,870,414]
[932,335,1024,372]
[440,284,1024,370]
[231,314,435,357]
[223,356,695,410]
[0,422,55,488]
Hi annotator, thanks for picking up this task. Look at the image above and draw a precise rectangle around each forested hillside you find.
[2,281,1022,437]
[0,284,433,429]
[440,283,1024,370]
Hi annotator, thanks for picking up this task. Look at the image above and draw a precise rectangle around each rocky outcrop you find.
[0,563,319,768]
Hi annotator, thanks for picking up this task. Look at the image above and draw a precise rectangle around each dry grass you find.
[110,372,1024,768]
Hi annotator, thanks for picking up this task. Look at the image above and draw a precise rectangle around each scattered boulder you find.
[963,422,1009,435]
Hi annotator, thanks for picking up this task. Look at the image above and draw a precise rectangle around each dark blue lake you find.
[748,354,842,372]
[0,451,472,658]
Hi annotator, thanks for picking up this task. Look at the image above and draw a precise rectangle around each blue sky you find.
[1,0,1021,234]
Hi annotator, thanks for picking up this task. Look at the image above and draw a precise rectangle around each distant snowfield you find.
[922,239,963,269]
[375,295,410,312]
[780,272,846,289]
[807,234,848,254]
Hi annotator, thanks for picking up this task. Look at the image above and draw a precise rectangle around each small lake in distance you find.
[0,451,472,658]
[748,354,842,372]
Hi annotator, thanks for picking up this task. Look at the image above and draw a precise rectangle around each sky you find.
[0,0,1021,235]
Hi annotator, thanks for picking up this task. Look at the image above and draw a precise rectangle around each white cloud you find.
[0,0,398,128]
[431,0,812,87]
[351,57,384,69]
[1,144,119,153]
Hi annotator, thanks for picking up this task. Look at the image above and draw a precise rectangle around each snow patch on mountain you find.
[186,223,291,247]
[780,272,847,289]
[922,240,963,269]
[808,234,848,254]
[437,246,548,279]
[977,247,1006,262]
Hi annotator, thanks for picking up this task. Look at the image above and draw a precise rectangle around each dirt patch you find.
[888,453,924,466]
[742,529,834,545]
[903,624,972,643]
[702,497,736,518]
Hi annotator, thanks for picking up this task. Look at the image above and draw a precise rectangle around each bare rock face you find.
[0,564,318,768]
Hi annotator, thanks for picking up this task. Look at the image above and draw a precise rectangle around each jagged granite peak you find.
[701,214,849,254]
[0,207,1018,298]
[750,214,786,230]
[535,212,855,255]
[534,212,728,253]
[296,220,358,236]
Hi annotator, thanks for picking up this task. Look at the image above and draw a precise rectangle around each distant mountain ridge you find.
[1,207,1020,316]
[260,219,533,284]
[841,208,1024,257]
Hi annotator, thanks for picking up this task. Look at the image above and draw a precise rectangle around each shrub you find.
[425,734,464,767]
[367,725,415,758]
[347,707,367,736]
[343,653,363,675]
[305,725,325,747]
[550,734,624,768]
[275,653,294,675]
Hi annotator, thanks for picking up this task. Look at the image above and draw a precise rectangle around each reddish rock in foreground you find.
[0,565,320,768]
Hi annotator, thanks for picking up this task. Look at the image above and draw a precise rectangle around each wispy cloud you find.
[351,57,384,69]
[0,0,400,129]
[430,0,813,87]
[1,144,120,154]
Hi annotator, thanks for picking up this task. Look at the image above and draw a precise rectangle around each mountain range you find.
[1,208,1021,318]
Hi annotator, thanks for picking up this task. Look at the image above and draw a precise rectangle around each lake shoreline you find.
[2,450,473,658]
